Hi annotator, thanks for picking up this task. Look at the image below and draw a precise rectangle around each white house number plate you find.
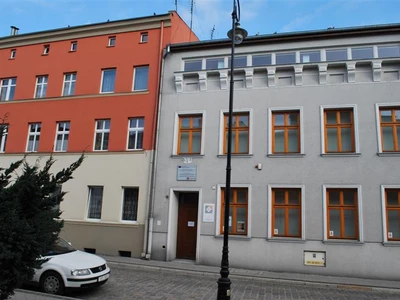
[98,274,109,282]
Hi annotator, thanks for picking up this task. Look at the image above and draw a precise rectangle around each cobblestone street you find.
[68,262,400,300]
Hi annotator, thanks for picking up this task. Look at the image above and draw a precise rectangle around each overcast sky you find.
[1,0,399,40]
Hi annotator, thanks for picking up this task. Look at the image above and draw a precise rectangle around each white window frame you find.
[375,103,400,154]
[126,117,144,150]
[381,185,400,244]
[322,184,363,242]
[320,104,360,154]
[26,123,41,152]
[218,108,253,155]
[267,184,305,240]
[216,184,252,238]
[10,49,16,59]
[0,78,16,101]
[62,73,76,96]
[132,66,149,91]
[87,186,103,221]
[34,76,48,98]
[268,107,304,155]
[120,187,139,223]
[54,121,70,152]
[172,111,206,155]
[43,45,50,55]
[70,41,77,52]
[108,36,116,47]
[93,119,110,151]
[0,125,8,153]
[100,69,116,94]
[140,32,148,43]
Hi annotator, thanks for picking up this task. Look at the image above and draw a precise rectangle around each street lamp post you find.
[217,1,247,299]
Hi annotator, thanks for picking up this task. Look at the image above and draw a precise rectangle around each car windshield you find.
[44,237,76,256]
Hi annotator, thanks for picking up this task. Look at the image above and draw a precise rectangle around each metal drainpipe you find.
[143,19,165,259]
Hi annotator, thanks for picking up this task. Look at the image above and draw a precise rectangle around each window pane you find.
[134,66,149,90]
[352,47,374,60]
[238,115,249,127]
[396,111,400,123]
[96,121,104,130]
[63,135,69,151]
[274,114,284,126]
[9,86,15,100]
[104,120,110,130]
[274,208,285,235]
[386,190,399,206]
[378,45,400,58]
[236,207,247,233]
[236,189,247,204]
[179,132,189,153]
[327,128,338,152]
[34,136,39,151]
[382,127,394,151]
[206,58,224,70]
[192,132,201,153]
[343,190,355,205]
[329,191,340,205]
[288,113,298,125]
[88,187,103,219]
[276,52,296,65]
[380,110,392,123]
[300,51,320,63]
[329,209,341,237]
[228,56,247,68]
[288,190,300,205]
[326,112,337,124]
[340,111,351,124]
[184,60,202,71]
[388,210,400,239]
[128,132,137,150]
[341,128,352,151]
[192,117,202,128]
[274,190,285,204]
[252,54,271,66]
[397,126,400,150]
[344,210,356,237]
[229,131,236,152]
[288,129,299,152]
[274,130,284,152]
[238,131,248,153]
[55,135,63,151]
[136,131,143,149]
[101,69,116,93]
[288,208,300,236]
[95,133,102,150]
[103,133,109,150]
[326,49,347,61]
[181,118,190,129]
[122,188,138,221]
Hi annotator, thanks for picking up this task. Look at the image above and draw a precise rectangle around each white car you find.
[31,237,110,295]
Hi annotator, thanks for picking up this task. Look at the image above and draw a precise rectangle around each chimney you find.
[10,26,19,36]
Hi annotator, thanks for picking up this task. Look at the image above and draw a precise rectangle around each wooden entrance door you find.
[176,192,198,260]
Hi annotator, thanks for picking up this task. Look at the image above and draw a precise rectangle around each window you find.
[326,49,347,62]
[43,45,50,55]
[272,111,300,154]
[35,76,48,98]
[223,112,249,154]
[70,41,77,52]
[0,78,16,101]
[127,118,144,150]
[140,32,148,43]
[382,187,400,242]
[108,36,116,47]
[26,123,41,152]
[352,47,374,60]
[220,187,248,235]
[323,108,355,153]
[184,60,202,72]
[271,188,302,238]
[133,66,149,91]
[326,188,359,240]
[62,73,76,96]
[206,58,224,70]
[379,107,400,152]
[228,56,247,68]
[87,186,103,219]
[178,115,202,154]
[276,52,296,65]
[378,45,400,58]
[252,54,271,67]
[55,122,70,152]
[300,51,320,63]
[122,187,139,221]
[10,49,16,59]
[0,125,8,153]
[101,69,116,93]
[94,119,110,151]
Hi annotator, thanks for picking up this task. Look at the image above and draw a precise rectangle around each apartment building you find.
[151,24,400,279]
[0,12,197,257]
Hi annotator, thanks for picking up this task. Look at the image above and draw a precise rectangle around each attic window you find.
[10,49,16,59]
[140,32,148,43]
[108,36,116,47]
[43,45,50,55]
[70,41,77,52]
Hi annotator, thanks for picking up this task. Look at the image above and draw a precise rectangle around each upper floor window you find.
[223,112,249,154]
[140,32,148,43]
[101,69,116,93]
[35,76,48,98]
[0,78,16,101]
[323,108,355,153]
[352,47,373,60]
[378,45,400,58]
[220,187,248,235]
[184,60,202,72]
[94,119,110,151]
[252,54,271,67]
[300,51,320,63]
[228,56,247,68]
[133,66,149,91]
[70,41,77,52]
[43,45,50,55]
[10,49,16,59]
[122,187,139,221]
[0,125,8,153]
[276,52,296,65]
[63,73,76,96]
[27,123,41,152]
[127,118,144,150]
[383,188,400,241]
[87,186,103,219]
[178,115,202,155]
[55,121,70,152]
[379,107,400,152]
[206,58,224,70]
[108,36,116,47]
[326,49,347,62]
[272,111,300,154]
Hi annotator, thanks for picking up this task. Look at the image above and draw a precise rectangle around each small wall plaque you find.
[177,165,197,181]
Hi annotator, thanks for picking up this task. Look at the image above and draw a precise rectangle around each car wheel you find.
[40,271,65,295]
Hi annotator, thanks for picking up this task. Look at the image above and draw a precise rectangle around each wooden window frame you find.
[272,188,302,238]
[384,188,400,241]
[220,188,248,235]
[326,188,359,240]
[178,115,202,155]
[324,108,355,153]
[380,107,400,152]
[272,111,300,154]
[223,112,249,154]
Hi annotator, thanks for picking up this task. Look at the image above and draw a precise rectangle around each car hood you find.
[45,250,106,270]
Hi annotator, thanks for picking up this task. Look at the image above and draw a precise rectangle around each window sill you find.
[132,89,148,92]
[267,153,305,158]
[68,50,77,53]
[126,149,145,152]
[377,152,400,157]
[217,154,253,158]
[8,58,15,60]
[100,91,114,94]
[267,237,306,243]
[93,150,109,152]
[323,240,364,245]
[383,242,400,247]
[321,153,361,157]
[171,154,204,158]
[139,41,148,44]
[106,45,115,48]
[215,235,251,241]
[41,54,49,56]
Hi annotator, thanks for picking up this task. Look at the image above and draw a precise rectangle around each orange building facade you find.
[0,12,197,257]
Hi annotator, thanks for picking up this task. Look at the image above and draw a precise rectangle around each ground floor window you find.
[87,186,103,219]
[220,187,248,235]
[122,187,139,221]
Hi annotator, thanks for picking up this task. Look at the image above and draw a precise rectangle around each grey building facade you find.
[150,24,400,280]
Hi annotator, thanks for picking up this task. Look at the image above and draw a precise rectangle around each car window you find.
[44,237,76,256]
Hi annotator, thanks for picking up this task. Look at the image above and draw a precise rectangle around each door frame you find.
[166,187,202,262]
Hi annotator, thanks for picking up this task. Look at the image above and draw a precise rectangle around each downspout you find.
[142,20,165,259]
